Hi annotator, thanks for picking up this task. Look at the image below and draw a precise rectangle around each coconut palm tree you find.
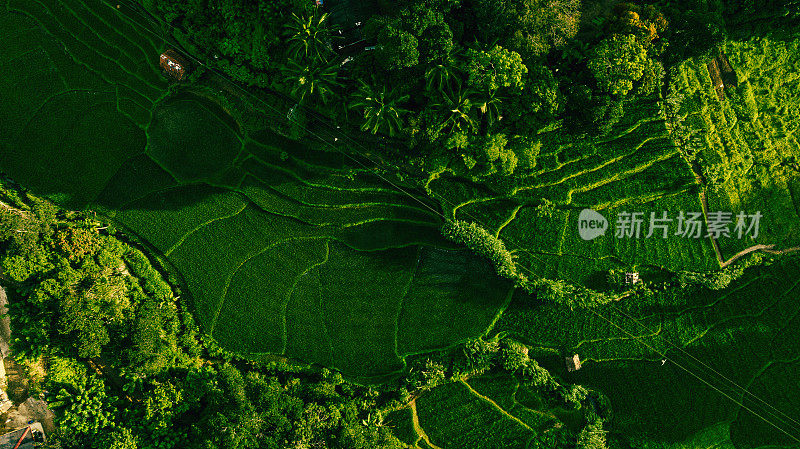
[433,85,478,135]
[281,58,342,105]
[285,11,338,63]
[475,87,507,129]
[424,61,462,94]
[349,80,411,137]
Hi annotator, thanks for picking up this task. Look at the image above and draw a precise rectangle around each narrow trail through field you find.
[459,380,535,432]
[720,244,800,268]
[409,399,443,449]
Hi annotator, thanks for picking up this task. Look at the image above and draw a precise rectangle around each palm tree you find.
[433,85,478,135]
[424,61,461,94]
[349,80,411,137]
[285,11,338,63]
[475,87,507,129]
[281,59,342,105]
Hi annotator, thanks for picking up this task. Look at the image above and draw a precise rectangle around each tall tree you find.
[425,60,462,94]
[587,34,648,96]
[285,11,337,63]
[350,80,411,137]
[464,45,528,93]
[433,86,478,135]
[281,59,342,105]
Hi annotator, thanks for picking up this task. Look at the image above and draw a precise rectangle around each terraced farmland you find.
[494,256,800,448]
[0,0,514,379]
[429,100,719,286]
[668,34,800,258]
[387,372,586,449]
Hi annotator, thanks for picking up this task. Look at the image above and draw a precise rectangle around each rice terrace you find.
[0,0,799,448]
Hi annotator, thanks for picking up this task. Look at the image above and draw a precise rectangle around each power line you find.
[588,307,800,444]
[605,299,800,432]
[96,0,800,439]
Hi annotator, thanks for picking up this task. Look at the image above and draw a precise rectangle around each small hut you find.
[565,354,581,372]
[624,271,640,285]
[159,50,190,81]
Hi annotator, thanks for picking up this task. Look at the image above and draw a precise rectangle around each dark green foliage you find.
[285,11,337,63]
[349,80,412,136]
[280,59,343,105]
[498,339,529,372]
[150,0,311,86]
[374,25,420,70]
[366,4,454,69]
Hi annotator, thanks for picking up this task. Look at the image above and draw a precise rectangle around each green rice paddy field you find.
[0,0,515,380]
[429,98,721,287]
[3,0,800,447]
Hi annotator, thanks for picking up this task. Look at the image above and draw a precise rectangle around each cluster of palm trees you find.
[280,11,342,106]
[280,10,510,142]
[424,52,510,137]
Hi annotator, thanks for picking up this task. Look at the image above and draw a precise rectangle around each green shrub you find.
[464,337,500,373]
[441,220,522,283]
[49,375,117,436]
[677,263,746,290]
[498,339,530,372]
[47,356,88,391]
[732,81,758,121]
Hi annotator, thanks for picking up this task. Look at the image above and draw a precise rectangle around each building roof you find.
[706,52,738,101]
[159,50,189,81]
[566,354,581,372]
[0,423,45,449]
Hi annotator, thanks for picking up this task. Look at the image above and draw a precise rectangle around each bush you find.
[49,375,117,436]
[521,359,558,390]
[464,337,500,373]
[47,356,88,391]
[677,264,746,290]
[732,81,758,121]
[441,220,522,282]
[498,340,530,372]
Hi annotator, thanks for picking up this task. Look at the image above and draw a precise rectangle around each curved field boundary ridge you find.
[106,0,800,440]
[458,379,535,432]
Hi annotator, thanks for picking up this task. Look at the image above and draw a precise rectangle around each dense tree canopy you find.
[470,0,582,60]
